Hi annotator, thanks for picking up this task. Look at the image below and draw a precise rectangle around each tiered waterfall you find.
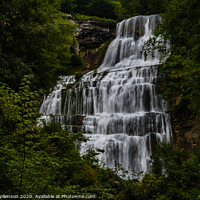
[39,14,172,177]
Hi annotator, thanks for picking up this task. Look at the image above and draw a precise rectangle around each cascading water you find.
[39,14,172,178]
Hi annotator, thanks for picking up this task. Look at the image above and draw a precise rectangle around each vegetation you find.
[0,77,126,198]
[159,0,200,119]
[2,78,199,199]
[61,0,123,21]
[116,144,200,200]
[74,14,116,24]
[0,0,84,91]
[143,0,200,120]
[1,0,200,199]
[61,0,168,21]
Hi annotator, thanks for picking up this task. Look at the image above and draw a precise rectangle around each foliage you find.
[150,144,200,200]
[87,0,123,20]
[116,144,200,200]
[0,75,42,194]
[142,0,200,119]
[61,0,141,21]
[120,0,144,18]
[117,0,166,19]
[146,0,169,14]
[0,0,78,90]
[0,77,127,198]
[61,0,183,22]
[156,0,200,118]
[60,0,175,21]
[74,0,123,20]
[61,0,76,14]
[74,14,116,24]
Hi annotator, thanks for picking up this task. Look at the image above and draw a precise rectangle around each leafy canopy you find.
[0,0,77,90]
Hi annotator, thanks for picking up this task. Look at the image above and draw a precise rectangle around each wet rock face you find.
[75,20,115,50]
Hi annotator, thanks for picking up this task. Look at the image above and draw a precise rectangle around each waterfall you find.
[39,14,172,178]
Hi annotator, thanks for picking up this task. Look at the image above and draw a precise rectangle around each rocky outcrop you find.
[75,20,115,50]
[75,20,116,68]
[80,42,111,70]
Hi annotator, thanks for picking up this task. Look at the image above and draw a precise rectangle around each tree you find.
[0,0,76,90]
[158,0,200,118]
[119,0,142,18]
[60,0,77,14]
[0,75,42,194]
[150,144,200,199]
[87,0,123,20]
[0,77,125,197]
[146,0,169,14]
[72,0,123,20]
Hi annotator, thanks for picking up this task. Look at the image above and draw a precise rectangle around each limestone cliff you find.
[75,20,116,68]
[75,20,115,49]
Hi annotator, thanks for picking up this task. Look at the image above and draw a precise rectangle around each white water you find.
[39,15,172,178]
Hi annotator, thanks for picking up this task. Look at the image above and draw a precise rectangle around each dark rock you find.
[75,20,115,50]
[70,125,84,132]
[76,115,85,125]
[80,43,109,68]
[75,20,116,68]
